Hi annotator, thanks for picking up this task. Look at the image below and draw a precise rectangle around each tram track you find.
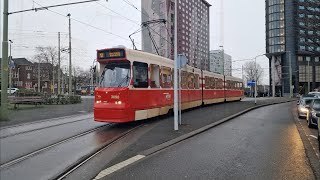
[0,123,113,169]
[0,114,93,139]
[56,124,143,180]
[0,121,144,180]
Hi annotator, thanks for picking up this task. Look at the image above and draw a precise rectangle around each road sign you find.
[8,57,15,69]
[177,54,187,69]
[247,80,256,87]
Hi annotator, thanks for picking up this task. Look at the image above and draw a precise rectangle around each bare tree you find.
[74,66,91,86]
[33,46,67,94]
[243,61,264,97]
[34,46,59,64]
[243,61,264,85]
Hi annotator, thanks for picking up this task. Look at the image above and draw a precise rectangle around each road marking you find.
[93,155,145,180]
[309,135,318,139]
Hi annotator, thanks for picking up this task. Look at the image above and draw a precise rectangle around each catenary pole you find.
[173,0,178,130]
[58,32,61,95]
[254,57,257,104]
[68,13,72,95]
[1,0,9,121]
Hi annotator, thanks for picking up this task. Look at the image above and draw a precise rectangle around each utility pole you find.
[90,66,94,90]
[254,57,257,104]
[52,56,55,95]
[38,58,41,92]
[58,32,61,95]
[68,13,72,95]
[173,0,178,131]
[1,0,9,121]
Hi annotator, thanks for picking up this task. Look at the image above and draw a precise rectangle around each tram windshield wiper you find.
[99,70,106,86]
[117,74,130,87]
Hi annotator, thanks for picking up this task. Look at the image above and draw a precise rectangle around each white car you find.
[297,97,318,118]
[7,88,19,94]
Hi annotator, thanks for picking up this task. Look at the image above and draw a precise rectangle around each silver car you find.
[306,98,320,128]
[297,97,317,118]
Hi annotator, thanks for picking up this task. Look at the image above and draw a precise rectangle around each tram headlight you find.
[96,100,101,104]
[115,101,122,105]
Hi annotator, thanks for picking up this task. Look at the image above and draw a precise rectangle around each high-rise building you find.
[141,0,211,70]
[265,0,320,96]
[209,50,232,76]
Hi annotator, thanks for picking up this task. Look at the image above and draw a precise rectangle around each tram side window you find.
[161,66,172,88]
[133,62,148,88]
[188,73,195,89]
[150,64,160,88]
[205,76,210,89]
[217,79,223,89]
[215,78,219,89]
[194,74,199,89]
[181,71,188,89]
[210,77,215,89]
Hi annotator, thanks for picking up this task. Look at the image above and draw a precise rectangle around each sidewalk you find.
[0,97,94,127]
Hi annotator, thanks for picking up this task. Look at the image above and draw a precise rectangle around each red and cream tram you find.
[94,48,244,123]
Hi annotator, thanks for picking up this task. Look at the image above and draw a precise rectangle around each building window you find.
[298,56,303,62]
[316,66,320,82]
[299,46,306,51]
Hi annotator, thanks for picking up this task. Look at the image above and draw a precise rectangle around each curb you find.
[141,100,295,156]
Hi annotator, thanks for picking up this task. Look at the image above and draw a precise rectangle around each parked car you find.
[308,91,320,98]
[7,88,19,94]
[306,98,320,128]
[297,97,318,118]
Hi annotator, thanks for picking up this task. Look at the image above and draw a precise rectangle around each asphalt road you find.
[107,102,317,180]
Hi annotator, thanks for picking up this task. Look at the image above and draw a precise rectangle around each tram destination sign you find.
[97,49,125,60]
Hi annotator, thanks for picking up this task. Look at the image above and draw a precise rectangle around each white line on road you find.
[93,155,145,180]
[309,135,318,139]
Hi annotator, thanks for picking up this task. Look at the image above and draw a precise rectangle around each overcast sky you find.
[1,0,269,84]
